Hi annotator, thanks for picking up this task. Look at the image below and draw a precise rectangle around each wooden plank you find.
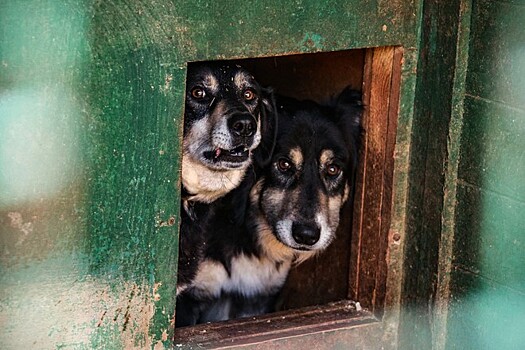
[398,0,466,349]
[453,182,525,291]
[168,0,419,62]
[348,48,373,304]
[174,301,378,349]
[433,0,473,347]
[86,3,183,345]
[349,46,400,313]
[375,46,403,313]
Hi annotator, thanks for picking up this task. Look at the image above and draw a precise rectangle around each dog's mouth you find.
[203,145,250,164]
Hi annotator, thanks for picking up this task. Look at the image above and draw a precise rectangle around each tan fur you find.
[191,260,229,298]
[342,183,350,204]
[289,147,303,170]
[257,216,315,265]
[234,71,253,90]
[210,100,226,123]
[202,72,219,94]
[182,156,247,203]
[319,149,335,167]
[256,219,296,262]
[176,284,188,296]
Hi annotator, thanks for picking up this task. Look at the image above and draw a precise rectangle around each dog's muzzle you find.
[203,112,258,166]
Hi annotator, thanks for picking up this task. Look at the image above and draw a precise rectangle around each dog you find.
[175,87,362,326]
[177,63,276,294]
[181,62,276,204]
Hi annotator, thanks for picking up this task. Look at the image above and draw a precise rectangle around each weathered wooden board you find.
[349,46,402,313]
[396,0,467,348]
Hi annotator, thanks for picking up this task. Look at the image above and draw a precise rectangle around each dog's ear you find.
[333,87,364,189]
[334,86,363,147]
[253,86,278,168]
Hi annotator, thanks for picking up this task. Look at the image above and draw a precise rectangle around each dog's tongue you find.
[214,148,222,159]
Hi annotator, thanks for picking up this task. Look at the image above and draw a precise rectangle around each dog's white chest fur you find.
[191,255,291,298]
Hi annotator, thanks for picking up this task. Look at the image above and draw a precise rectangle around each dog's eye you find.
[277,158,292,172]
[191,87,206,99]
[326,163,342,177]
[243,89,256,101]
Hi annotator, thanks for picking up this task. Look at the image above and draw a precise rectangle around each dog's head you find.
[252,88,362,258]
[182,63,275,203]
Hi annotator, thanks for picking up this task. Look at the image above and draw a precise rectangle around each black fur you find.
[176,88,362,327]
[177,63,276,292]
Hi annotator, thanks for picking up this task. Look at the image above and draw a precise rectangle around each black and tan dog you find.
[176,88,362,326]
[177,63,276,294]
[181,62,275,204]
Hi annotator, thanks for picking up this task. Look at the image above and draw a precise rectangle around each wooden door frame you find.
[174,46,408,349]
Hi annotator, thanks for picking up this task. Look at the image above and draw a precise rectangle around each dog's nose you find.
[292,223,320,246]
[228,114,256,137]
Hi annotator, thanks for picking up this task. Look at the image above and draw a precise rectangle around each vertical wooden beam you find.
[398,1,466,349]
[433,1,472,348]
[349,46,402,314]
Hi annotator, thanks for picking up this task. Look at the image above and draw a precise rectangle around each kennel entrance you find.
[175,46,403,347]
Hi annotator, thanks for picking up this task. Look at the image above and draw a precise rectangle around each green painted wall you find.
[446,0,525,349]
[6,0,523,349]
[8,0,522,348]
[1,1,182,348]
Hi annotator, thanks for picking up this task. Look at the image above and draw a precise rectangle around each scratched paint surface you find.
[0,0,419,348]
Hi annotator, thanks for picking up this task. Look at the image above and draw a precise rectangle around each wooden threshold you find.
[174,300,378,349]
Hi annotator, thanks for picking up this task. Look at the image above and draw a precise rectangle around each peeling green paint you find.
[300,32,326,51]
